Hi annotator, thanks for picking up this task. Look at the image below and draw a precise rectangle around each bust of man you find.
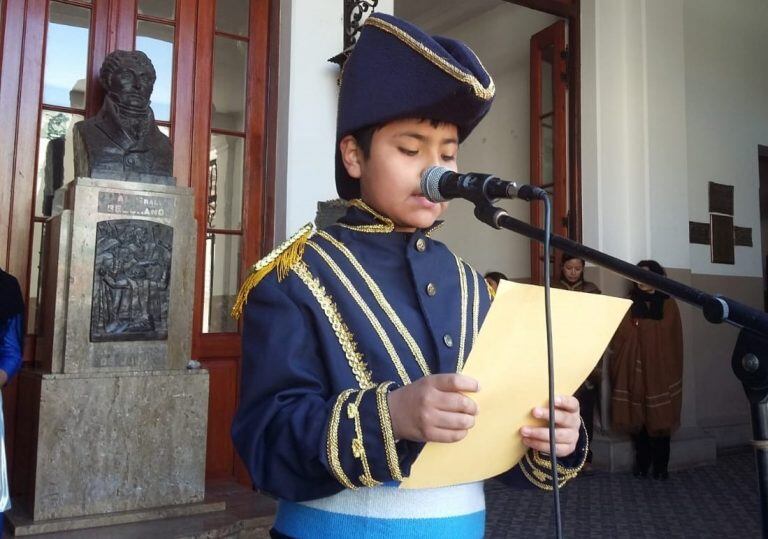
[73,50,174,185]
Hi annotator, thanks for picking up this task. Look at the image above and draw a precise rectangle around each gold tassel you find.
[230,222,315,320]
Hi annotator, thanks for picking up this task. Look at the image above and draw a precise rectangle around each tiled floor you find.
[485,451,761,538]
[9,451,761,538]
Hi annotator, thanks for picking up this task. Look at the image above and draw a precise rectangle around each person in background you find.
[0,268,24,534]
[610,260,683,480]
[553,254,601,472]
[555,254,601,294]
[484,271,507,294]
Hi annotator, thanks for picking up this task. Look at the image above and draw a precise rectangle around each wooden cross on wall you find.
[689,181,753,264]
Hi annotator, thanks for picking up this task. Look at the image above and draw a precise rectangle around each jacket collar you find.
[558,278,583,291]
[337,199,444,236]
[95,96,156,152]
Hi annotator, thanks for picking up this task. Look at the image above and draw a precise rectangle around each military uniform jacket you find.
[231,201,587,502]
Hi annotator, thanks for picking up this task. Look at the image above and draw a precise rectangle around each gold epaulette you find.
[230,222,315,320]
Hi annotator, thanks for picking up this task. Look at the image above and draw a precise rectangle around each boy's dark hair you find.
[484,271,507,284]
[352,119,448,158]
[351,125,379,159]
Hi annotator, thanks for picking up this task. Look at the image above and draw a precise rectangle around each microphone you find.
[420,166,548,203]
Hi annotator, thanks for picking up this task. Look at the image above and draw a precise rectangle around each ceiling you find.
[394,0,559,73]
[395,0,503,34]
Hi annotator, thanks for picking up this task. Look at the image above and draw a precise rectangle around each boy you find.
[231,13,587,538]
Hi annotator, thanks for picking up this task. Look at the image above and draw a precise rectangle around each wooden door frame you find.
[0,0,25,273]
[190,0,278,362]
[187,0,279,483]
[529,20,568,284]
[503,0,582,244]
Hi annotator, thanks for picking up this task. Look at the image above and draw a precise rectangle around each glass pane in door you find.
[27,222,46,334]
[34,110,84,217]
[208,134,244,231]
[43,2,91,109]
[202,233,241,333]
[211,37,248,132]
[136,20,175,122]
[539,44,554,187]
[216,0,250,37]
[138,0,175,20]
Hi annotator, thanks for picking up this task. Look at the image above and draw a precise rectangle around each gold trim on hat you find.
[365,17,495,101]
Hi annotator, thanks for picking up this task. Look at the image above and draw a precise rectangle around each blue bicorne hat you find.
[335,13,495,200]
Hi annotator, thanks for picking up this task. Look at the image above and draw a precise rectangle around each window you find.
[202,0,251,334]
[28,0,93,333]
[135,2,176,129]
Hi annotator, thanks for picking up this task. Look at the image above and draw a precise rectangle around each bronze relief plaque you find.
[90,219,173,342]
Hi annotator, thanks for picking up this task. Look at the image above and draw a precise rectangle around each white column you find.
[582,0,697,431]
[275,0,394,240]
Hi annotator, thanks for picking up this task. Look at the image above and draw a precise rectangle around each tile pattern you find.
[485,452,761,538]
[13,452,760,538]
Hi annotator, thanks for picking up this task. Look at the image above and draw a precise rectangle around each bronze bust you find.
[74,50,174,185]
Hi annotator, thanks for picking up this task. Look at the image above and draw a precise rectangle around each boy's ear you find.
[339,135,363,180]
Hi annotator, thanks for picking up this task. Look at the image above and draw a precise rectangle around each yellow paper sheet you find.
[399,280,630,489]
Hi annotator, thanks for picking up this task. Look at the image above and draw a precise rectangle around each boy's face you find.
[340,118,459,231]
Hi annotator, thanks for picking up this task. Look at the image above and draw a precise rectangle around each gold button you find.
[426,283,437,296]
[416,238,426,252]
[443,334,453,347]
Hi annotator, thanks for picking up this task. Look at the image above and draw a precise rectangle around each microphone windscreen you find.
[421,165,451,202]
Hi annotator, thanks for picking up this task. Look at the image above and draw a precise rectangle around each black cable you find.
[542,196,563,538]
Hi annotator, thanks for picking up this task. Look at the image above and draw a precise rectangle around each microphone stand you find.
[467,195,768,537]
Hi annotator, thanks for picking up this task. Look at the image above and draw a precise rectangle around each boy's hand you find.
[387,374,479,443]
[520,395,581,457]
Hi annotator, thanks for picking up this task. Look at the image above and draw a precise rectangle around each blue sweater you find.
[0,314,23,381]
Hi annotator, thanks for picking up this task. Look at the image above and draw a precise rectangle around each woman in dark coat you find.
[553,254,601,471]
[610,260,683,480]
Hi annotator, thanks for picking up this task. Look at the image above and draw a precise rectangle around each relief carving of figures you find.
[90,219,173,342]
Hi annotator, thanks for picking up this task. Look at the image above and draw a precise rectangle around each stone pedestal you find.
[10,178,216,534]
[8,369,218,535]
[36,178,196,372]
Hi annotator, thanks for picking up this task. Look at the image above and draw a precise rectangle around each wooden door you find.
[0,0,275,486]
[530,20,568,284]
[188,0,276,485]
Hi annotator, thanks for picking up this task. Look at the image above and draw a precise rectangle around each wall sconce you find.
[344,0,379,49]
